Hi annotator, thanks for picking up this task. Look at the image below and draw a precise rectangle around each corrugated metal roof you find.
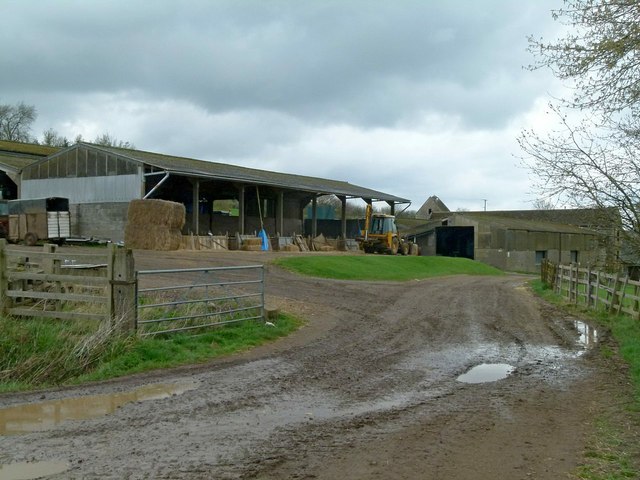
[81,143,410,203]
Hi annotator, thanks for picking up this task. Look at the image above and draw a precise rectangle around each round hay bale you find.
[127,199,185,229]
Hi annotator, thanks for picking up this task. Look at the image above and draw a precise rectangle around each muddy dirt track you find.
[0,249,635,479]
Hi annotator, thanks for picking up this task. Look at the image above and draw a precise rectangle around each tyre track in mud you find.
[0,249,628,479]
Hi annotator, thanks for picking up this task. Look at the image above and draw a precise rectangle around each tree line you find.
[0,101,134,148]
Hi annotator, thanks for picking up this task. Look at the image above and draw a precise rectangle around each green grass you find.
[531,279,640,479]
[573,416,639,480]
[273,255,504,281]
[0,313,301,392]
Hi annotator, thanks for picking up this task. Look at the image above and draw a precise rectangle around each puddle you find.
[0,460,69,480]
[0,381,197,436]
[457,363,514,384]
[574,320,598,348]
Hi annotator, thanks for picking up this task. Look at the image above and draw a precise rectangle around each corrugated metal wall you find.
[21,174,141,203]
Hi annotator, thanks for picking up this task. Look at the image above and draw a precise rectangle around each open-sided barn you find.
[9,142,409,243]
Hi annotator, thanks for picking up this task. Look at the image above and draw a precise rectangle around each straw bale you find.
[241,244,263,251]
[281,244,299,252]
[125,225,183,250]
[242,238,262,247]
[127,199,185,229]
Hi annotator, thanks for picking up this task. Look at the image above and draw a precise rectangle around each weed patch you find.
[0,313,301,392]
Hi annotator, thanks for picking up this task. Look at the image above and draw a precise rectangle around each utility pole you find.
[482,199,487,211]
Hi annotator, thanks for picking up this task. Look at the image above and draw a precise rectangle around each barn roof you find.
[0,140,60,173]
[79,143,410,203]
[403,211,605,237]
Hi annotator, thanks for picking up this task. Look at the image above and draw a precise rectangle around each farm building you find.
[415,195,450,219]
[0,141,60,200]
[9,141,409,243]
[405,210,614,273]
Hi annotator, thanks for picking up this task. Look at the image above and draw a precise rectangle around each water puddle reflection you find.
[574,320,598,349]
[0,381,197,436]
[0,460,69,480]
[457,363,514,384]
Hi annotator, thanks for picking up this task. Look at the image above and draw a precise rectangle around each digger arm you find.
[364,204,372,240]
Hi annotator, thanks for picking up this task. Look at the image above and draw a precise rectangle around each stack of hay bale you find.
[125,199,185,250]
[241,237,263,251]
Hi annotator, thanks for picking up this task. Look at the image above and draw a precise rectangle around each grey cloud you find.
[2,0,558,128]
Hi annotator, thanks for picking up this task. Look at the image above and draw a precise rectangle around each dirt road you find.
[0,249,633,479]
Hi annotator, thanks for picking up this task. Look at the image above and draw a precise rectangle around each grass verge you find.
[530,279,640,479]
[274,255,504,281]
[0,313,301,392]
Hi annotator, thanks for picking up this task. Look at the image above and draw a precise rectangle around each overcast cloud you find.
[1,0,564,211]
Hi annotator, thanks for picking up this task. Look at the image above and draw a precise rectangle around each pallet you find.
[294,235,309,252]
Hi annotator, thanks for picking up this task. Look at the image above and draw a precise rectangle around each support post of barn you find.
[192,179,200,235]
[339,195,347,246]
[108,244,137,334]
[311,195,318,239]
[277,191,285,237]
[238,184,246,235]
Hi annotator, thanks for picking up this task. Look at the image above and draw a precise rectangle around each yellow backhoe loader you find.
[357,204,411,255]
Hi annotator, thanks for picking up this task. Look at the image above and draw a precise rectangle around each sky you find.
[0,0,566,212]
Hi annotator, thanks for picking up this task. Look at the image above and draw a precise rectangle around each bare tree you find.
[0,102,37,142]
[520,106,638,222]
[41,128,70,147]
[522,0,640,252]
[527,0,640,115]
[531,198,557,210]
[93,132,135,149]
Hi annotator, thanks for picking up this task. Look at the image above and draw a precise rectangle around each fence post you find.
[586,267,592,307]
[108,244,137,333]
[594,270,600,309]
[617,275,629,316]
[260,265,266,321]
[609,272,620,314]
[0,239,9,315]
[551,262,557,291]
[557,265,563,295]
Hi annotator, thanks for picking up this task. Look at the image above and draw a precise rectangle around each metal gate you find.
[136,265,265,336]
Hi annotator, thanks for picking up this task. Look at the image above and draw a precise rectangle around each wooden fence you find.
[0,242,266,336]
[541,259,640,319]
[0,241,135,331]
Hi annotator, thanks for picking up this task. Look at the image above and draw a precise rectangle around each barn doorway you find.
[436,226,474,259]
